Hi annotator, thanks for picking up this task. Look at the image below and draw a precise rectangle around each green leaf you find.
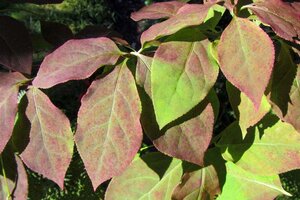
[105,153,183,200]
[135,52,153,96]
[75,62,143,190]
[218,17,275,109]
[151,39,219,128]
[20,88,74,189]
[217,162,291,200]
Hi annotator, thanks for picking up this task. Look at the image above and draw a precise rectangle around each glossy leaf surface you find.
[0,72,28,154]
[33,37,122,88]
[105,153,182,200]
[0,16,32,74]
[218,17,274,109]
[152,39,218,128]
[75,63,143,189]
[21,88,74,189]
[217,162,290,200]
[14,156,28,200]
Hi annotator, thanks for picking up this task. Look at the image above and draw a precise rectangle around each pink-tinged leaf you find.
[152,39,219,128]
[135,52,153,96]
[131,1,186,21]
[172,165,220,200]
[218,17,275,109]
[246,0,300,43]
[20,88,74,189]
[41,21,74,47]
[0,72,28,154]
[141,3,212,44]
[14,156,28,200]
[75,62,143,190]
[105,153,183,200]
[153,103,214,166]
[0,175,15,200]
[0,16,32,74]
[32,37,122,89]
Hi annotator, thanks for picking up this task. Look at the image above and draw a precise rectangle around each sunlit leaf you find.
[218,17,274,109]
[75,62,143,189]
[21,87,74,189]
[105,153,182,200]
[0,72,28,154]
[217,162,291,200]
[0,16,32,74]
[33,37,122,88]
[152,39,219,128]
[135,52,152,96]
[14,156,28,200]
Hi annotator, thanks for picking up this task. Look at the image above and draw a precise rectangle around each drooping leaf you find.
[172,165,220,200]
[131,1,186,21]
[75,62,143,190]
[0,16,32,74]
[217,162,291,200]
[0,175,14,200]
[20,87,74,189]
[0,72,28,154]
[218,17,274,109]
[246,0,300,43]
[32,37,122,89]
[217,115,300,176]
[135,52,153,96]
[141,3,212,44]
[152,39,219,128]
[14,156,28,200]
[105,153,182,200]
[226,81,271,137]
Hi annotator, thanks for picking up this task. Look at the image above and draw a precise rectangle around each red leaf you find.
[0,16,32,74]
[33,37,122,89]
[75,62,143,190]
[14,156,28,200]
[0,72,28,154]
[218,17,275,109]
[21,88,74,189]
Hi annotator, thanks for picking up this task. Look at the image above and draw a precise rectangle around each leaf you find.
[0,16,32,74]
[217,162,290,200]
[0,175,14,200]
[141,3,212,44]
[6,0,63,4]
[246,0,300,43]
[152,39,219,128]
[131,1,186,21]
[105,153,182,200]
[217,115,300,176]
[218,17,275,109]
[32,37,122,89]
[14,156,28,200]
[135,52,152,96]
[172,165,220,200]
[75,62,143,190]
[0,72,28,154]
[226,81,271,137]
[41,21,74,47]
[20,87,74,189]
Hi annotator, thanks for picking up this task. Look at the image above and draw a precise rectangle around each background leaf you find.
[14,155,28,200]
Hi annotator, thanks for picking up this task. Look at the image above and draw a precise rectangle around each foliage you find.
[0,0,300,199]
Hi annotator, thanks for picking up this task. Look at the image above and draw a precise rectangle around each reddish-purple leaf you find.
[14,156,28,200]
[41,21,74,47]
[246,0,300,43]
[0,16,32,74]
[75,62,143,190]
[0,72,28,154]
[218,17,275,109]
[131,1,186,21]
[20,88,74,189]
[141,3,212,44]
[32,37,122,89]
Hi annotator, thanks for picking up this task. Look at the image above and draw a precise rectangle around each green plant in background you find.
[0,0,300,200]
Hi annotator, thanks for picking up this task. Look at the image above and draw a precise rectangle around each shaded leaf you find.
[33,37,122,88]
[217,162,290,200]
[172,165,220,200]
[0,16,32,74]
[131,1,186,21]
[152,39,219,128]
[75,62,143,190]
[105,153,182,200]
[21,88,74,189]
[14,156,28,200]
[6,0,63,4]
[218,17,274,109]
[0,72,28,154]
